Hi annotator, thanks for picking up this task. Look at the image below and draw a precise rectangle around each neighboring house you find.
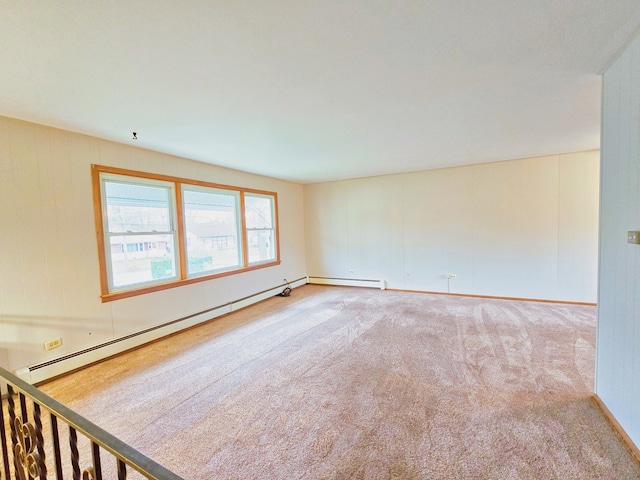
[185,223,237,252]
[107,224,237,262]
[109,237,171,260]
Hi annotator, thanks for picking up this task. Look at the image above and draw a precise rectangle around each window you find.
[92,165,279,301]
[245,193,276,264]
[101,177,178,291]
[182,186,242,276]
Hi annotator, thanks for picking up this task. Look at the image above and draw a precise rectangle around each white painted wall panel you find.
[0,117,11,368]
[347,176,404,285]
[597,31,640,448]
[305,181,349,278]
[470,157,559,299]
[558,151,600,302]
[0,116,306,376]
[305,152,599,303]
[402,167,474,293]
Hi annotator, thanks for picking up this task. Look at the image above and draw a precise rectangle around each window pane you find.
[247,230,275,263]
[183,188,241,276]
[104,181,171,233]
[245,195,273,229]
[245,194,276,264]
[108,234,176,288]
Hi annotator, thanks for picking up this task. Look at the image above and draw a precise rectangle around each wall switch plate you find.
[628,231,640,244]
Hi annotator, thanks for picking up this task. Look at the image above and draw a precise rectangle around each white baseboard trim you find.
[24,277,307,384]
[307,276,386,290]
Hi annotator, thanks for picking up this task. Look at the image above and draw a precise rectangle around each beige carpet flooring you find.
[39,285,640,479]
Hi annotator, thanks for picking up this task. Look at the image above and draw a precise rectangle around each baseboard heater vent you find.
[307,276,386,290]
[23,277,307,385]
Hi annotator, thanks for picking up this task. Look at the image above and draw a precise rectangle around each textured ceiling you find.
[2,1,640,183]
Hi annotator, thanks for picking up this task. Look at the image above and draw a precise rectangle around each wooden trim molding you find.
[93,163,277,197]
[99,261,280,302]
[91,166,110,296]
[386,288,597,306]
[240,190,249,268]
[175,182,187,281]
[91,164,281,302]
[273,191,281,264]
[592,394,640,464]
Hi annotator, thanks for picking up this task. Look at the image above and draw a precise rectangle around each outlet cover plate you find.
[44,338,62,351]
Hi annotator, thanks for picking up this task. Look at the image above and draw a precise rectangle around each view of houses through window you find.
[183,187,242,275]
[94,166,279,300]
[245,193,276,264]
[104,179,178,288]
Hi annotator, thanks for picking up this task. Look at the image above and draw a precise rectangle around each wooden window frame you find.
[244,192,278,266]
[92,164,281,302]
[181,184,244,278]
[99,173,180,292]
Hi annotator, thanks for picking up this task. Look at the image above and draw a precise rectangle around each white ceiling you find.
[2,1,640,184]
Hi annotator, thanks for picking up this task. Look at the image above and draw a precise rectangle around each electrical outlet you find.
[44,338,62,351]
[446,274,457,279]
[628,231,640,244]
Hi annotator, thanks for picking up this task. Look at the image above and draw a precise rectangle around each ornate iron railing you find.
[0,367,183,480]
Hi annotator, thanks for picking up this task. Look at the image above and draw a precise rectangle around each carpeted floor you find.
[40,285,640,479]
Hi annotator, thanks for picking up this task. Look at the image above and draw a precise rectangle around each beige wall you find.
[597,31,640,448]
[305,151,600,302]
[0,113,602,381]
[0,116,307,375]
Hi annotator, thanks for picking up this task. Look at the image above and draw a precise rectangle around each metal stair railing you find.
[0,367,184,480]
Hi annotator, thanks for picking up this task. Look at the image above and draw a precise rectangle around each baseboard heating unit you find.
[20,277,307,385]
[307,276,386,290]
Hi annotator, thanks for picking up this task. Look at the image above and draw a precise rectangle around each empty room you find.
[1,1,640,479]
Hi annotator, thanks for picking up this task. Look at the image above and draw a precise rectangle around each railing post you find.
[117,459,127,480]
[49,415,64,480]
[32,403,47,480]
[19,392,34,480]
[69,426,80,480]
[7,385,20,477]
[90,442,103,480]
[0,387,12,480]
